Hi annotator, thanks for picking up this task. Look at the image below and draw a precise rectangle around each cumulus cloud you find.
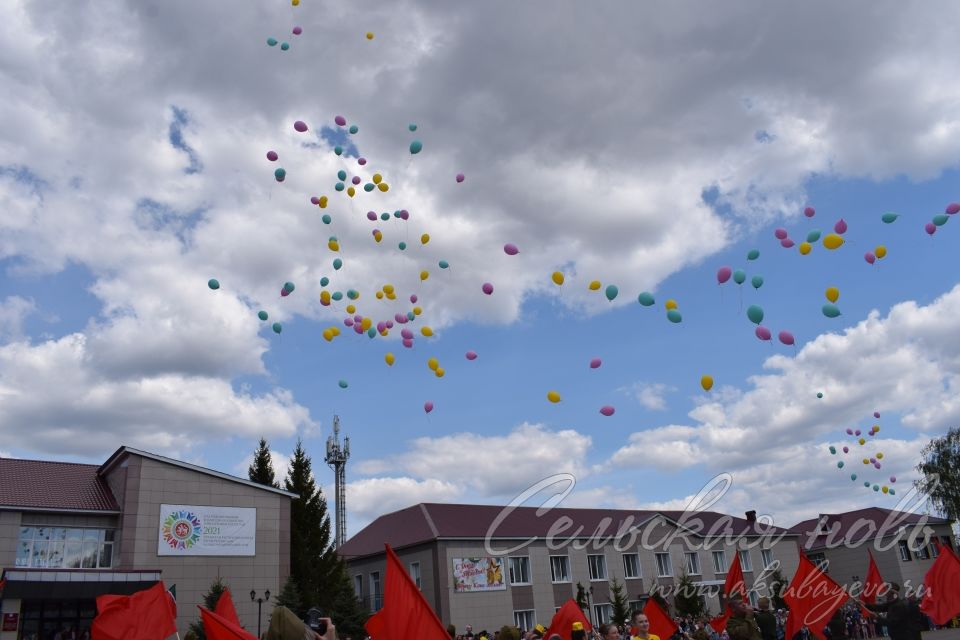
[0,296,35,341]
[344,476,463,531]
[234,448,294,486]
[628,383,675,411]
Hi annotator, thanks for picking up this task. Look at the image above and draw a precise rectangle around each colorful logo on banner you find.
[162,510,202,550]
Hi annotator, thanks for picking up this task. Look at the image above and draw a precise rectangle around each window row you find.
[15,527,116,569]
[356,562,422,613]
[897,536,954,562]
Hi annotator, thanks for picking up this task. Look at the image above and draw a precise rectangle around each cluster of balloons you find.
[822,286,841,318]
[827,410,896,495]
[716,265,763,290]
[924,202,959,235]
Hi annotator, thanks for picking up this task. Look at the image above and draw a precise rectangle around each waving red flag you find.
[91,581,177,640]
[709,550,747,632]
[200,605,257,640]
[783,554,846,640]
[861,550,884,605]
[643,597,678,640]
[214,589,241,627]
[920,541,960,625]
[365,544,449,640]
[544,599,592,640]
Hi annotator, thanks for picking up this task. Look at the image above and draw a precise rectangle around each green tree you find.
[249,437,280,488]
[188,577,229,640]
[275,574,304,618]
[915,427,960,521]
[767,568,788,611]
[328,564,370,639]
[609,578,631,626]
[673,571,705,618]
[576,581,589,611]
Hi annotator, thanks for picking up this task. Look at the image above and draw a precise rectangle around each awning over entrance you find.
[0,569,162,600]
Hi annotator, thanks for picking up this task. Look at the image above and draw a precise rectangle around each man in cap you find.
[753,597,777,640]
[725,592,761,640]
[862,582,922,640]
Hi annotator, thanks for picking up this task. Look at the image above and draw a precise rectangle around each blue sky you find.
[2,0,960,535]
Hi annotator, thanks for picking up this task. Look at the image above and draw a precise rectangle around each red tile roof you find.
[788,507,951,550]
[0,458,120,512]
[338,502,795,559]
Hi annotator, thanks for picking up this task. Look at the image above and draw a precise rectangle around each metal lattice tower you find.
[325,415,350,548]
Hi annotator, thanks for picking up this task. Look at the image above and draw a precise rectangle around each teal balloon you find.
[320,277,329,286]
[637,292,655,307]
[364,183,375,192]
[380,213,390,220]
[864,481,871,487]
[335,182,345,192]
[280,42,290,51]
[398,242,407,250]
[332,291,343,301]
[889,488,895,495]
[347,289,359,300]
[822,304,841,318]
[322,214,332,224]
[349,125,359,134]
[438,260,449,269]
[837,461,844,469]
[747,249,760,261]
[881,212,899,224]
[407,311,415,321]
[207,278,220,290]
[829,446,836,454]
[667,309,682,323]
[334,145,343,156]
[258,310,268,321]
[367,327,376,338]
[283,282,295,293]
[933,213,949,226]
[337,170,347,181]
[605,285,619,301]
[267,37,278,46]
[817,392,823,399]
[873,484,880,492]
[272,322,282,334]
[408,124,417,132]
[733,269,746,285]
[338,379,348,389]
[333,258,343,270]
[328,235,337,242]
[806,229,822,243]
[409,140,423,154]
[746,304,764,325]
[751,275,764,289]
[851,474,857,481]
[274,168,286,180]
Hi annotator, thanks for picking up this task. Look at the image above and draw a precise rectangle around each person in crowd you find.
[629,611,660,640]
[753,598,777,640]
[599,623,621,640]
[725,593,761,640]
[861,583,923,640]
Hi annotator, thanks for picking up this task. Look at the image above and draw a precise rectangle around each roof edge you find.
[0,505,122,515]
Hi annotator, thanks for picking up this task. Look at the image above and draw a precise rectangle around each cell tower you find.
[325,415,350,548]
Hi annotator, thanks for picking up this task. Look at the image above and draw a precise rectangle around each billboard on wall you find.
[158,504,256,556]
[452,557,506,592]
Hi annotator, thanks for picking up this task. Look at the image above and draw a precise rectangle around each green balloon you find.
[333,258,343,270]
[364,183,375,192]
[367,327,376,338]
[933,214,949,226]
[817,392,823,398]
[381,213,390,220]
[322,214,332,224]
[272,322,282,334]
[409,124,418,132]
[889,488,895,495]
[733,270,746,285]
[605,285,619,301]
[851,474,857,481]
[822,303,841,318]
[335,182,345,192]
[747,249,760,261]
[349,125,359,134]
[438,260,449,269]
[207,279,220,290]
[837,461,844,469]
[337,170,347,181]
[409,140,423,154]
[637,292,655,307]
[751,275,764,289]
[881,212,899,224]
[864,481,871,487]
[334,145,343,155]
[806,229,822,243]
[267,37,278,46]
[667,309,682,323]
[332,291,343,301]
[283,282,295,293]
[407,311,415,321]
[746,304,764,325]
[398,242,407,250]
[347,289,359,300]
[258,310,268,321]
[338,379,348,389]
[829,446,836,454]
[320,277,329,286]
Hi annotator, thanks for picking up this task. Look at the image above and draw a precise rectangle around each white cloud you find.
[234,448,293,486]
[628,383,675,411]
[0,296,35,341]
[344,476,463,532]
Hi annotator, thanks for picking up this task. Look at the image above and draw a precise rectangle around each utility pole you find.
[325,415,350,548]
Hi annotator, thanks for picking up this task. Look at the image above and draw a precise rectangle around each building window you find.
[749,591,759,607]
[685,552,701,575]
[509,556,531,584]
[588,554,608,581]
[623,553,641,579]
[712,551,726,573]
[808,552,828,572]
[593,603,614,625]
[739,550,752,572]
[913,544,931,560]
[761,549,774,569]
[370,571,382,612]
[656,552,672,577]
[628,600,645,615]
[550,555,571,583]
[354,574,363,599]
[897,541,912,561]
[15,527,115,569]
[409,561,421,589]
[514,610,536,631]
[931,542,940,558]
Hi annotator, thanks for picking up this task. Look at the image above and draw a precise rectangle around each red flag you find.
[200,606,257,640]
[365,544,449,640]
[643,597,678,640]
[920,541,960,625]
[783,554,847,640]
[0,577,6,592]
[214,589,241,627]
[861,550,884,605]
[544,599,592,640]
[708,550,747,632]
[91,581,177,640]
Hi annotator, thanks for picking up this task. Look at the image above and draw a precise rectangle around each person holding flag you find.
[862,583,922,640]
[725,593,761,640]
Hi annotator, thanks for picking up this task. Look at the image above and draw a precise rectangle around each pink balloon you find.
[846,428,853,435]
[281,288,290,297]
[842,446,849,453]
[717,266,732,284]
[353,323,363,334]
[874,411,880,418]
[310,196,319,205]
[482,283,494,295]
[599,406,615,417]
[834,218,848,234]
[410,294,418,303]
[755,326,772,341]
[385,320,394,328]
[890,476,897,483]
[855,429,861,436]
[774,228,788,240]
[367,211,377,221]
[926,222,937,235]
[778,331,795,346]
[804,207,816,218]
[358,157,367,166]
[864,252,876,264]
[589,358,602,369]
[401,328,413,340]
[946,203,960,215]
[456,173,465,183]
[292,26,302,35]
[780,238,795,248]
[294,120,308,132]
[399,210,410,220]
[402,338,413,348]
[503,243,519,255]
[334,115,347,126]
[266,150,279,161]
[465,351,478,360]
[344,317,354,327]
[424,401,434,414]
[352,176,361,185]
[870,458,876,464]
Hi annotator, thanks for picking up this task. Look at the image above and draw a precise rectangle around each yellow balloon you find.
[375,291,384,300]
[665,299,678,310]
[378,182,389,192]
[825,287,840,303]
[551,271,565,286]
[863,458,870,465]
[427,357,439,371]
[799,242,812,255]
[876,452,883,459]
[346,304,356,314]
[823,234,845,250]
[589,280,601,291]
[320,290,331,303]
[361,317,372,331]
[700,375,714,391]
[318,196,328,208]
[373,230,383,243]
[874,425,880,433]
[859,438,866,445]
[347,186,355,198]
[435,367,445,378]
[421,326,434,337]
[882,486,889,494]
[383,284,394,294]
[323,329,333,342]
[547,390,561,403]
[420,270,429,281]
[328,240,339,252]
[413,306,422,316]
[372,173,382,185]
[385,353,395,366]
[875,245,887,259]
[386,292,396,300]
[331,326,341,336]
[366,32,374,40]
[421,234,430,245]
[291,0,299,5]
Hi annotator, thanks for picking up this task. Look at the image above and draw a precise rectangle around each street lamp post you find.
[251,589,271,638]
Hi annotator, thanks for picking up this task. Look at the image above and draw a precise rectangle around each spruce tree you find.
[609,578,631,626]
[249,437,280,488]
[576,582,589,611]
[188,577,229,640]
[275,574,304,618]
[328,563,371,638]
[673,572,705,617]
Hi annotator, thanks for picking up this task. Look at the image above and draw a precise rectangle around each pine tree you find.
[576,582,589,611]
[328,563,370,639]
[673,571,705,617]
[188,577,228,640]
[275,574,304,618]
[249,437,280,488]
[609,578,631,626]
[767,568,788,611]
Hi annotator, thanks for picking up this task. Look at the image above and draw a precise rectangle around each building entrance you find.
[17,599,95,640]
